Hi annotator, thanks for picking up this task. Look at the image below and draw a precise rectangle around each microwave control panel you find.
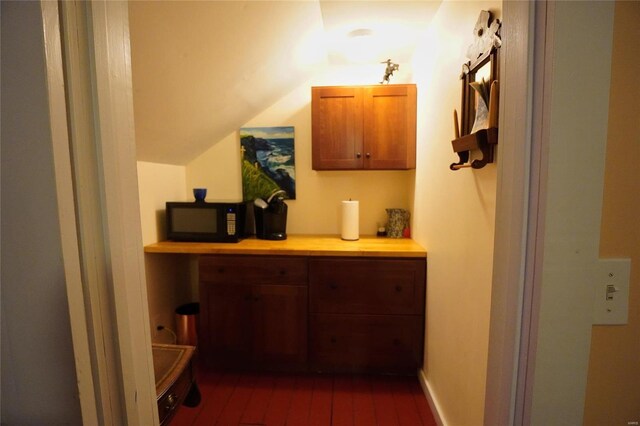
[226,211,236,235]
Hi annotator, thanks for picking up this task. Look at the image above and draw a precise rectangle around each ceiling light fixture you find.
[347,28,374,38]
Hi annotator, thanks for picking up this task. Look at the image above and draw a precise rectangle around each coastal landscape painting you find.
[240,126,296,201]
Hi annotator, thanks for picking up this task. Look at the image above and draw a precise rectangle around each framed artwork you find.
[240,126,296,201]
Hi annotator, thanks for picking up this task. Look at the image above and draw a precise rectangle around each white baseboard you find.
[417,368,446,426]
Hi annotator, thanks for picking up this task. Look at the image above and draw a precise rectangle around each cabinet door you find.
[203,283,308,370]
[363,85,416,169]
[203,283,253,367]
[199,255,308,371]
[311,86,363,170]
[252,285,307,369]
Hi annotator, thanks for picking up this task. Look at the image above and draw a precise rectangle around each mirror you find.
[474,61,492,83]
[460,10,501,137]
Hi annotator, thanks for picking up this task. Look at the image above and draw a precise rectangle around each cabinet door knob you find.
[165,393,178,410]
[329,283,338,290]
[395,285,403,292]
[218,268,224,274]
[279,269,286,275]
[356,152,362,158]
[330,337,337,343]
[365,152,371,158]
[244,295,252,301]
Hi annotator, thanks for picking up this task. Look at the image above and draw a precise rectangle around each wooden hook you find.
[450,109,470,170]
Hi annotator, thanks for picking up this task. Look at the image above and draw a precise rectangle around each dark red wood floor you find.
[171,370,437,426]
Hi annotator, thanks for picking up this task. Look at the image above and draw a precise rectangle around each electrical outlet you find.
[593,258,631,325]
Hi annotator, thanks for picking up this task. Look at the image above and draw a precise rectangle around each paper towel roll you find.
[341,200,359,241]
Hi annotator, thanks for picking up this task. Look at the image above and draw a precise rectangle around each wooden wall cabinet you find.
[199,255,308,371]
[311,84,417,170]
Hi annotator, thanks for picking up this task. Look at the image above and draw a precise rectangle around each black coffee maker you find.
[254,190,288,240]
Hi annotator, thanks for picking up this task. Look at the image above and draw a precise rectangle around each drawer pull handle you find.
[165,393,178,411]
[395,285,403,292]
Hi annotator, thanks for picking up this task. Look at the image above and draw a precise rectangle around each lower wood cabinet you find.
[198,254,426,374]
[199,255,308,370]
[309,314,423,374]
[309,258,425,374]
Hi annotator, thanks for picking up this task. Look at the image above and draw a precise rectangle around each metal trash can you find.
[175,302,199,347]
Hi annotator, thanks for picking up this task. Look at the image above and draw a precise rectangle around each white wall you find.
[137,161,187,245]
[185,132,244,203]
[584,2,640,423]
[0,1,82,423]
[411,1,500,424]
[529,2,615,424]
[137,161,193,342]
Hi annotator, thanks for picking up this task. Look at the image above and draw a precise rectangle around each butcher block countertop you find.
[144,235,426,258]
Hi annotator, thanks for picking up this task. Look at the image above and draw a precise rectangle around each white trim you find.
[417,368,446,426]
[85,1,158,424]
[515,1,554,423]
[58,1,127,423]
[40,2,99,424]
[483,2,536,424]
[47,0,158,423]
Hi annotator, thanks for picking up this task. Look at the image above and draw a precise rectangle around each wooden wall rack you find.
[450,127,498,170]
[450,10,501,171]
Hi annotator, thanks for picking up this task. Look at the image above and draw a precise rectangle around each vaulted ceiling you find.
[129,1,441,165]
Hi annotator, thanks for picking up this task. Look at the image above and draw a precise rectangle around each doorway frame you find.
[485,1,617,424]
[44,1,538,424]
[483,1,538,424]
[43,1,157,424]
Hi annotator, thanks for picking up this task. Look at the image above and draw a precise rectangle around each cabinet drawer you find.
[309,258,425,315]
[309,314,423,374]
[157,360,193,425]
[199,255,307,285]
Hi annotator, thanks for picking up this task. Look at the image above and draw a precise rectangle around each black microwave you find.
[166,201,250,243]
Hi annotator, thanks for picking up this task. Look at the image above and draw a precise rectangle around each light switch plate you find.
[593,258,631,325]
